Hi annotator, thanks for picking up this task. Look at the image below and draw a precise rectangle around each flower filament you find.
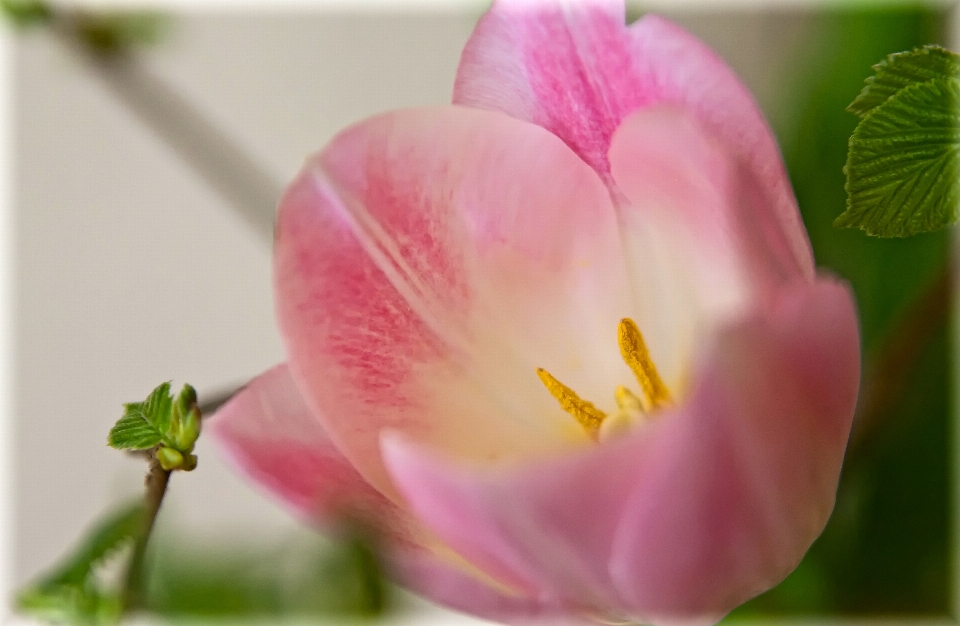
[538,318,672,441]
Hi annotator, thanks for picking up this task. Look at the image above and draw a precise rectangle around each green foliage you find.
[848,45,960,116]
[0,0,51,27]
[143,533,389,618]
[107,382,172,451]
[837,45,960,237]
[75,11,169,55]
[16,502,144,625]
[107,383,201,470]
[838,77,960,236]
[1,0,169,55]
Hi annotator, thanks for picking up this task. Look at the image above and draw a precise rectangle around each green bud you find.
[156,447,183,471]
[168,384,201,452]
[181,454,198,472]
[175,384,198,411]
[180,407,202,452]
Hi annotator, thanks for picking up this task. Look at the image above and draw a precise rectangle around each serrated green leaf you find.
[848,45,960,117]
[837,76,960,237]
[107,415,162,450]
[107,382,173,450]
[142,381,173,435]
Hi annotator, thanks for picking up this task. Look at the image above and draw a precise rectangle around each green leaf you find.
[43,502,144,586]
[837,76,960,237]
[16,502,143,625]
[107,382,172,450]
[106,415,162,450]
[848,45,960,117]
[141,381,173,435]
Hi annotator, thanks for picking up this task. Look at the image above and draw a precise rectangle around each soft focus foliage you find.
[16,502,143,626]
[143,532,388,618]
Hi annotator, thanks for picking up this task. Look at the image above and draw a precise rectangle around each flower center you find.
[537,318,672,442]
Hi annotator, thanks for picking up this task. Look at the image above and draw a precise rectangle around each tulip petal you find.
[627,15,812,279]
[607,107,804,385]
[275,106,635,499]
[209,364,413,541]
[454,4,812,276]
[390,550,570,624]
[210,365,552,598]
[382,279,859,621]
[454,0,640,177]
[382,430,649,616]
[609,278,859,621]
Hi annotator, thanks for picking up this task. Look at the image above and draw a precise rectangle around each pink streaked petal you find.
[454,0,645,176]
[382,279,859,622]
[209,364,414,542]
[610,278,860,621]
[628,14,813,279]
[455,5,812,277]
[275,106,632,500]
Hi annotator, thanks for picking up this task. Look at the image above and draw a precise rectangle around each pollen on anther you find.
[536,368,606,435]
[618,318,672,410]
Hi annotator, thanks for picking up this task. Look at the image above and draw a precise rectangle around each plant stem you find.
[848,260,953,455]
[122,452,171,613]
[39,3,280,244]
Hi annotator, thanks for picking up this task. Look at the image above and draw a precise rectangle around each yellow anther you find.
[617,318,672,410]
[536,368,606,435]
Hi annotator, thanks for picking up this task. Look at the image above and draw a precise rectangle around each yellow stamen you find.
[617,318,672,410]
[536,368,606,435]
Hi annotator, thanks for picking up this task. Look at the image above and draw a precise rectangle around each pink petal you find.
[607,107,806,380]
[209,364,414,542]
[381,430,648,616]
[629,15,814,278]
[626,15,812,280]
[212,366,556,599]
[454,4,812,276]
[609,278,860,621]
[382,279,859,622]
[390,550,570,624]
[454,0,641,177]
[275,106,633,501]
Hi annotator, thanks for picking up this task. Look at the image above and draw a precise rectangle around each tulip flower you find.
[211,1,861,624]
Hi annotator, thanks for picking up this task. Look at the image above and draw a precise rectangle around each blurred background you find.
[7,0,959,622]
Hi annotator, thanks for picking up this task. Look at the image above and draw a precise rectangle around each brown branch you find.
[122,452,171,613]
[45,6,280,244]
[848,261,952,455]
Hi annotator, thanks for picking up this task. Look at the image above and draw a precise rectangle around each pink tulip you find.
[211,1,861,624]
